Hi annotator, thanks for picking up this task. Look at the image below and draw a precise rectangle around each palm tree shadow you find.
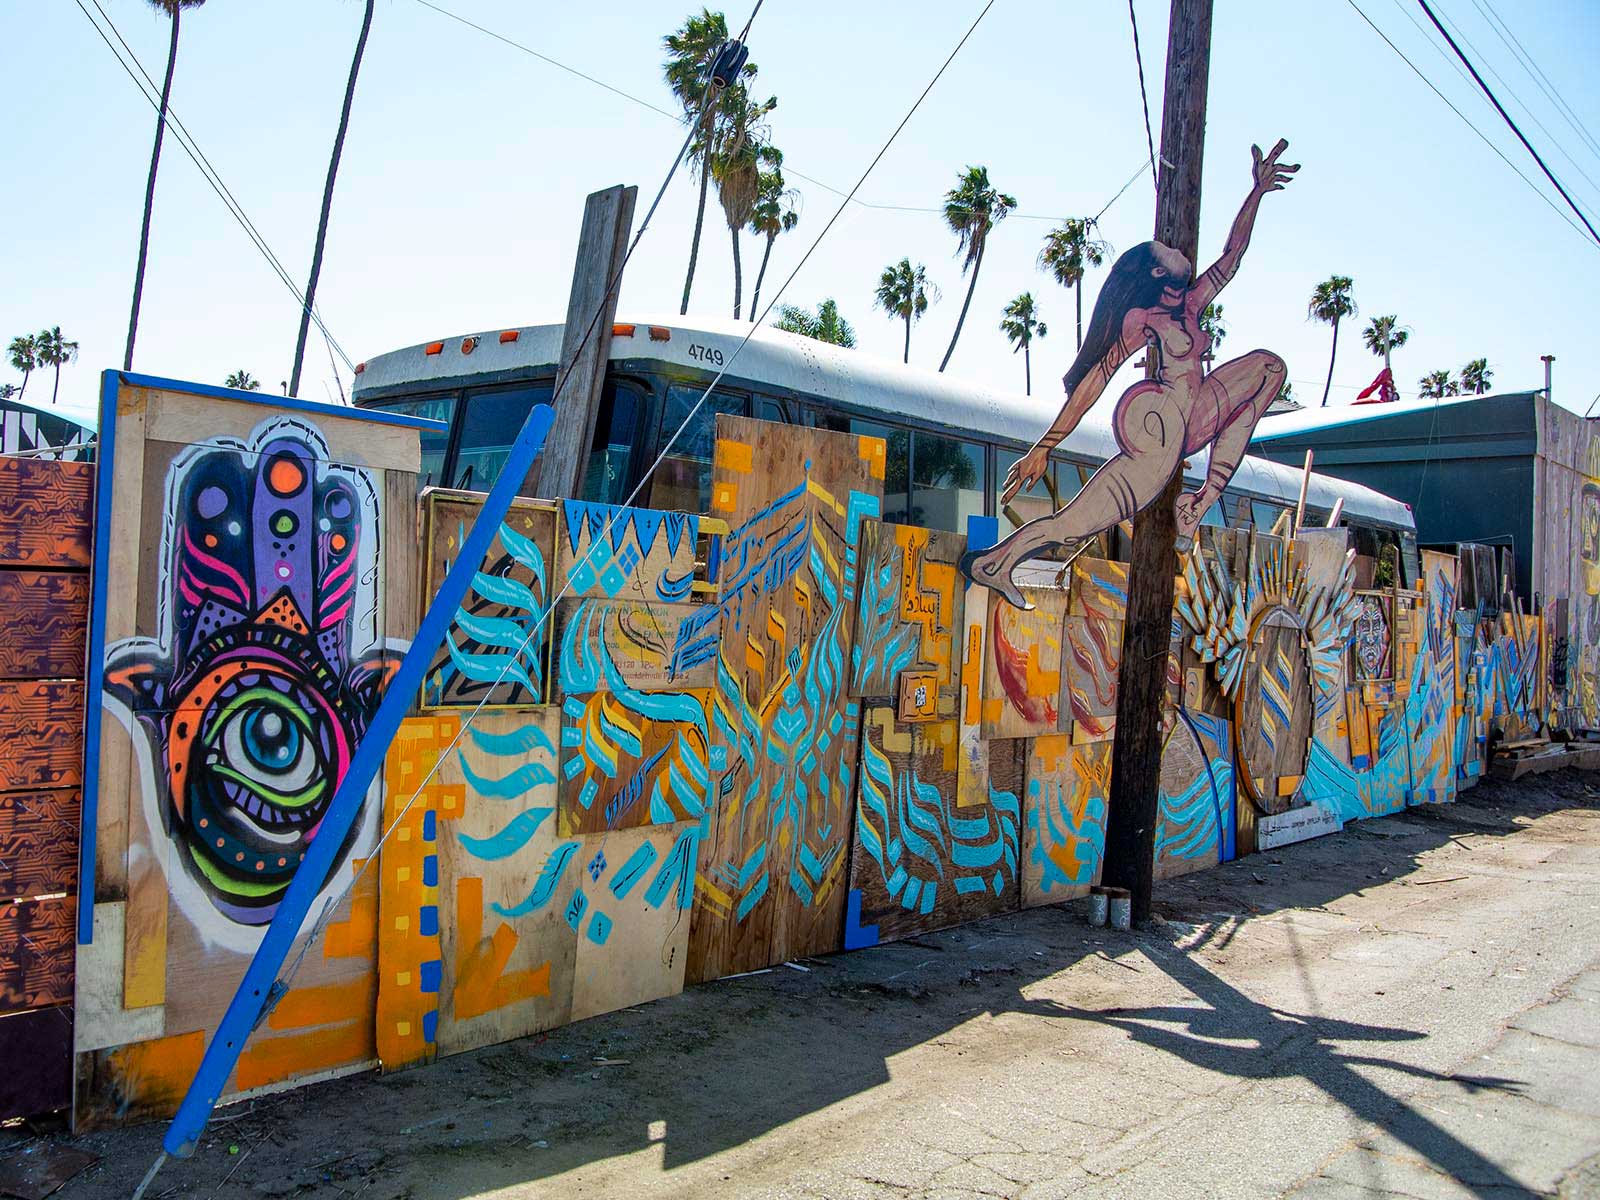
[1022,942,1529,1195]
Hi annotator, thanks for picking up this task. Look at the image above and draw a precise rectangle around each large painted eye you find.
[208,688,329,817]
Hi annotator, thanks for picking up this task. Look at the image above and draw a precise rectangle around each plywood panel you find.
[1155,710,1233,880]
[851,521,965,703]
[421,491,555,708]
[0,571,88,678]
[72,901,163,1053]
[556,500,700,602]
[1021,734,1107,907]
[0,895,75,1013]
[0,680,82,791]
[569,821,696,1022]
[74,1029,207,1132]
[688,416,884,982]
[139,386,422,473]
[0,456,92,569]
[551,597,716,697]
[0,790,79,901]
[980,587,1069,739]
[77,382,416,1126]
[557,688,716,835]
[846,710,1021,945]
[433,709,576,1056]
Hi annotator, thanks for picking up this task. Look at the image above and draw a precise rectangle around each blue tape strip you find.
[161,402,554,1157]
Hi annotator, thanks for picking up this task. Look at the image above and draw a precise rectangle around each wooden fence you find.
[0,455,93,1119]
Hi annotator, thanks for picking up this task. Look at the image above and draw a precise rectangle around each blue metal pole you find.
[162,403,555,1157]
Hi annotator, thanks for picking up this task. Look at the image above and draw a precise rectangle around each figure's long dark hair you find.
[1062,241,1190,398]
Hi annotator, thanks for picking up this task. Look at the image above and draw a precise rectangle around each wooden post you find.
[530,184,638,500]
[1102,0,1213,925]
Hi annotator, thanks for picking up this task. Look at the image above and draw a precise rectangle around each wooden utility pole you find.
[1102,0,1213,924]
[531,183,638,500]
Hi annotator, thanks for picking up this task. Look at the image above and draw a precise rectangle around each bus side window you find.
[649,384,747,513]
[582,380,644,506]
[755,396,799,424]
[911,431,985,533]
[995,448,1055,530]
[454,383,554,491]
[371,395,455,489]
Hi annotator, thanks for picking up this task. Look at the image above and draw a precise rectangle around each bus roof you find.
[354,315,1414,530]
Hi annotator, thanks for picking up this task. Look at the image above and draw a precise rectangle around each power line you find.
[1415,0,1600,245]
[1414,0,1600,210]
[76,0,357,375]
[1126,0,1159,196]
[408,0,1147,230]
[1342,0,1598,252]
[1471,0,1600,162]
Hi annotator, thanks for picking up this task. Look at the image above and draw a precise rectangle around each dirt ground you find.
[7,771,1600,1200]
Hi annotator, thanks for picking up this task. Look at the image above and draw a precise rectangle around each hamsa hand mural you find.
[961,140,1299,608]
[103,419,393,943]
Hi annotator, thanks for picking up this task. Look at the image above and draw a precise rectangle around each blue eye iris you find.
[241,708,301,773]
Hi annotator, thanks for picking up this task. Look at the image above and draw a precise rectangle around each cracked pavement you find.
[15,771,1600,1200]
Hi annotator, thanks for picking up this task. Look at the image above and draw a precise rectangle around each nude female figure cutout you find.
[961,139,1300,610]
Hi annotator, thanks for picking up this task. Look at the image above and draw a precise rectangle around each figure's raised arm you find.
[1001,315,1141,503]
[1192,139,1298,310]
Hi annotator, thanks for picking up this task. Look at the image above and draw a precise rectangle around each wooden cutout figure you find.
[961,140,1299,609]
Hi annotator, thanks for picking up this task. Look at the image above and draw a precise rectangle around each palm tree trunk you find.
[124,9,182,372]
[1024,342,1031,396]
[1075,284,1083,351]
[51,364,61,406]
[940,245,984,373]
[289,0,375,399]
[730,227,743,320]
[751,233,775,322]
[903,312,911,364]
[15,373,27,405]
[681,166,711,315]
[1320,318,1341,408]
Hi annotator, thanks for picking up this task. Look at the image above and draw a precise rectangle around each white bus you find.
[352,314,1415,554]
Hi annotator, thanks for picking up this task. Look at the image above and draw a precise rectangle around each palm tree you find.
[712,97,776,320]
[999,293,1047,395]
[663,9,756,316]
[939,166,1017,372]
[1199,302,1227,366]
[747,150,798,322]
[1038,217,1111,349]
[1460,358,1493,395]
[288,0,376,398]
[225,370,262,391]
[125,0,207,372]
[1307,275,1357,407]
[34,327,79,406]
[874,259,939,364]
[1360,314,1409,384]
[1419,369,1460,399]
[7,335,38,404]
[774,299,855,347]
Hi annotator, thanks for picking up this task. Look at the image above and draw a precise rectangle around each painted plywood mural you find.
[72,378,1578,1130]
[688,416,883,981]
[75,378,421,1129]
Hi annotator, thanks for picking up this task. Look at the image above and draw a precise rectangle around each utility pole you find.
[1102,0,1212,925]
[532,184,638,500]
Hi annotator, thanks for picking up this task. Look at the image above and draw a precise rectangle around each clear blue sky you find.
[8,0,1600,420]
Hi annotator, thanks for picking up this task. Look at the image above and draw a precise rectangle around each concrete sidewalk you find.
[12,771,1600,1200]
